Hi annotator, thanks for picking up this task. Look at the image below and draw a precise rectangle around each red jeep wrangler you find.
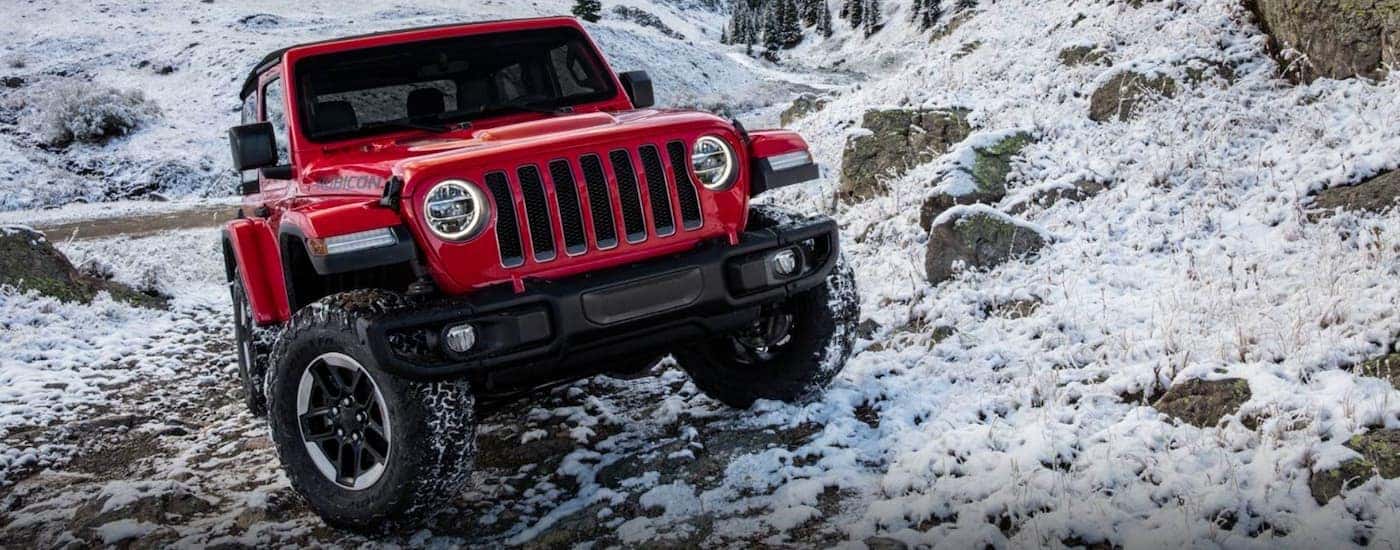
[222,17,857,530]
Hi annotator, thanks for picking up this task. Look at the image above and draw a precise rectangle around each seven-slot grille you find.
[481,141,706,268]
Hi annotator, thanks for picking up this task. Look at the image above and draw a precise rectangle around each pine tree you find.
[863,0,882,36]
[777,0,803,48]
[955,0,977,11]
[817,0,834,37]
[846,0,865,28]
[571,0,602,23]
[762,3,783,60]
[913,0,942,30]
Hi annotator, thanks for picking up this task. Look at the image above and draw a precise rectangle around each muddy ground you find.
[0,208,867,548]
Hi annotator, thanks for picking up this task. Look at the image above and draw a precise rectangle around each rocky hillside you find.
[754,0,1400,544]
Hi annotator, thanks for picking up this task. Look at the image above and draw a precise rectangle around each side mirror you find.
[228,122,278,171]
[619,71,654,109]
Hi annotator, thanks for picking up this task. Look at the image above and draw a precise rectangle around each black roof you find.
[238,17,573,99]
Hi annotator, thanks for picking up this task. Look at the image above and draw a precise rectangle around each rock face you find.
[840,108,972,201]
[1311,170,1400,215]
[0,226,164,307]
[779,93,829,126]
[1088,71,1177,122]
[1059,45,1112,67]
[1248,0,1399,81]
[1005,179,1111,216]
[925,209,1046,284]
[918,132,1034,229]
[1311,429,1400,504]
[1152,378,1251,428]
[611,6,685,40]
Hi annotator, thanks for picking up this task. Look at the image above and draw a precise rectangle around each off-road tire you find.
[266,289,477,533]
[674,205,859,408]
[230,267,273,416]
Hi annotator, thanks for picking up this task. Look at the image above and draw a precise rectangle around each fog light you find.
[444,324,477,353]
[771,248,800,277]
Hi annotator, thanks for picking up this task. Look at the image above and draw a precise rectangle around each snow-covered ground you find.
[4,0,1400,547]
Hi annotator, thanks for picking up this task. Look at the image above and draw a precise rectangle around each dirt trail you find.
[32,204,239,241]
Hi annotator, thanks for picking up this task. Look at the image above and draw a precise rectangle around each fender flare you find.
[222,219,291,325]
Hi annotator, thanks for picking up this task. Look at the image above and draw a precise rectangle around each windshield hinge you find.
[732,118,751,146]
[380,176,404,210]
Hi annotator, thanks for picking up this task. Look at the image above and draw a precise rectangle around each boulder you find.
[1004,179,1111,216]
[840,108,972,201]
[1088,71,1177,122]
[1152,378,1251,428]
[780,93,829,127]
[1310,429,1400,504]
[925,208,1046,284]
[1182,58,1237,86]
[1310,170,1400,216]
[1058,45,1112,67]
[0,226,164,308]
[918,132,1035,229]
[1247,0,1399,81]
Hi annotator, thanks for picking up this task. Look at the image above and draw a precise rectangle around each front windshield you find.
[294,27,616,141]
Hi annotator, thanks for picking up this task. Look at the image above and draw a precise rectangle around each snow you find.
[94,519,160,544]
[3,0,1400,546]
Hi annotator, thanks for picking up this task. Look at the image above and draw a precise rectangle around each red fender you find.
[747,129,811,159]
[224,218,290,325]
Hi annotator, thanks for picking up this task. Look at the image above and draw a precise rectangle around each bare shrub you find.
[29,81,159,146]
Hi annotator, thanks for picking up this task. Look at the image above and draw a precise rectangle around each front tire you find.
[674,207,859,408]
[230,267,272,416]
[266,290,476,532]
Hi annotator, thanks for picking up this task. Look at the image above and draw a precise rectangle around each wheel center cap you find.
[339,411,362,433]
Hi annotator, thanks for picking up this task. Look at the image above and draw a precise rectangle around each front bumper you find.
[362,215,839,390]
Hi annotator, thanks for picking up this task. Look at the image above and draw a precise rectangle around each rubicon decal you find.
[312,174,385,191]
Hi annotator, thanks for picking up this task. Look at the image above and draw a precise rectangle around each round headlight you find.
[424,179,489,241]
[691,136,737,190]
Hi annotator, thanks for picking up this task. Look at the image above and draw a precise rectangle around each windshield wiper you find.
[496,98,574,115]
[369,118,452,134]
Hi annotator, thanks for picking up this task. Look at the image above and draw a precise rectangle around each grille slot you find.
[609,149,647,243]
[638,145,676,237]
[484,172,524,267]
[548,160,588,255]
[666,141,704,230]
[517,165,556,262]
[579,154,618,249]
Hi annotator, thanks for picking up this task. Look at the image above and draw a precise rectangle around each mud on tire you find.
[266,289,476,533]
[674,205,860,408]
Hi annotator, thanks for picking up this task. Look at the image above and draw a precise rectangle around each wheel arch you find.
[224,218,292,325]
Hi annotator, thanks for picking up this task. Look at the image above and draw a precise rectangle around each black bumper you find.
[362,215,840,390]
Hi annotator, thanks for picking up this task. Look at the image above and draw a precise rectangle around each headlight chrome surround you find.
[423,179,490,241]
[691,135,738,191]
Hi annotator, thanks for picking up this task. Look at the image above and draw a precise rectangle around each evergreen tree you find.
[776,0,803,48]
[955,0,977,10]
[817,0,834,37]
[846,0,865,28]
[799,0,819,26]
[911,0,942,30]
[762,3,783,59]
[863,0,882,36]
[571,0,602,23]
